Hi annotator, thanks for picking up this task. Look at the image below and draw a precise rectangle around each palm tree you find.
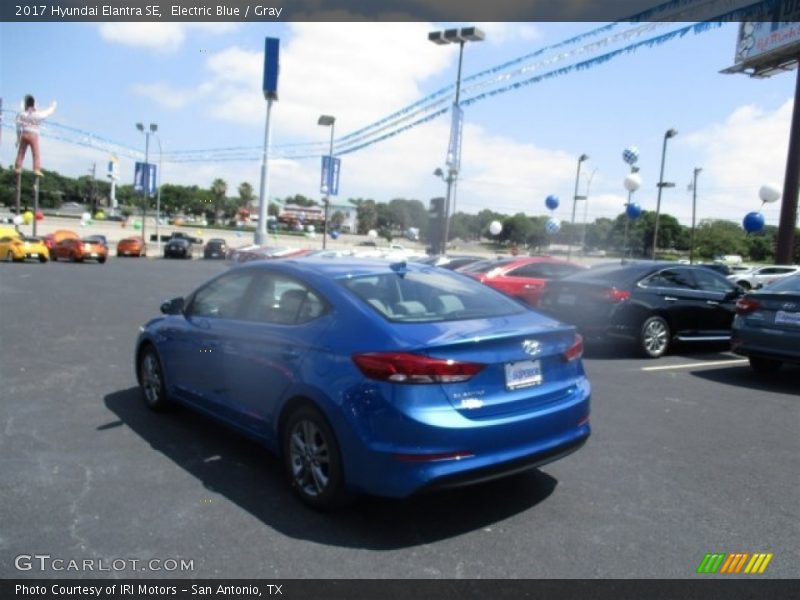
[210,178,227,225]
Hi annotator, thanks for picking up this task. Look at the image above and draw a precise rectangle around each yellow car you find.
[0,235,50,263]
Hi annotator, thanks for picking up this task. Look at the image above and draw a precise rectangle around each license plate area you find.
[505,359,543,390]
[558,293,576,306]
[775,310,800,326]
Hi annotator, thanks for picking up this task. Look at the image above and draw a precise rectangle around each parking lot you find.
[1,257,797,579]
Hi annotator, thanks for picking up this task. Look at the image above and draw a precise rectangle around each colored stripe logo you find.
[697,553,773,574]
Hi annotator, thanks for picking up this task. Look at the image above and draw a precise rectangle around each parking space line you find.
[641,359,748,372]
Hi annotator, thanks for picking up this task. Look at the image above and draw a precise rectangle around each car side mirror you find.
[753,283,764,290]
[725,287,744,300]
[160,297,185,315]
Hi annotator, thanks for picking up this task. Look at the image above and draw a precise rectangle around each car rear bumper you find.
[338,380,591,498]
[731,326,800,363]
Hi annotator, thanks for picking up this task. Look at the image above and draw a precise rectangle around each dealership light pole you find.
[652,128,677,259]
[256,38,280,245]
[429,26,485,255]
[153,132,163,256]
[689,167,702,264]
[136,122,157,244]
[318,114,335,249]
[567,153,589,261]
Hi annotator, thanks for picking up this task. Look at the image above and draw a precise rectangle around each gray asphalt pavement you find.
[0,257,797,579]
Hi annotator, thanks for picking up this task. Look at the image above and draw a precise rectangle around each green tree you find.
[693,219,748,260]
[210,178,228,225]
[238,182,255,211]
[349,198,377,234]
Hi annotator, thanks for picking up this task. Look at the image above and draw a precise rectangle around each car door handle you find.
[281,350,300,360]
[664,296,678,302]
[706,300,720,306]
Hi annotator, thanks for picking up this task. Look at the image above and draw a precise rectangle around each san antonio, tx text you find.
[16,584,281,596]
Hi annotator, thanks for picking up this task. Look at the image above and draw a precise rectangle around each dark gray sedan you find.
[731,274,800,372]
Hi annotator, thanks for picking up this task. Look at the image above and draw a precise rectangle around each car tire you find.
[639,315,671,358]
[98,257,106,264]
[5,251,14,263]
[39,256,47,263]
[749,356,782,374]
[282,404,347,510]
[138,345,170,411]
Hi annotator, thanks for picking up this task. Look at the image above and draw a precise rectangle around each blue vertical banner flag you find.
[320,156,341,196]
[263,37,280,100]
[133,162,157,196]
[330,157,341,196]
[446,103,464,172]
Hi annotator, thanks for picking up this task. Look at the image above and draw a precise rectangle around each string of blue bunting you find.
[0,0,776,164]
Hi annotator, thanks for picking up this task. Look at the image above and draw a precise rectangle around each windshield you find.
[764,274,800,293]
[340,269,526,323]
[457,258,513,274]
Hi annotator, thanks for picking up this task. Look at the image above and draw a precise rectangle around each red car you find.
[458,256,584,307]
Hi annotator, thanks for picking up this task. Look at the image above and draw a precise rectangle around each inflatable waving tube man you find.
[15,94,57,177]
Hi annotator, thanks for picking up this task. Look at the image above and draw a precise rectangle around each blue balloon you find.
[743,211,765,234]
[330,230,340,240]
[545,218,561,234]
[545,195,559,211]
[623,146,639,165]
[626,202,643,219]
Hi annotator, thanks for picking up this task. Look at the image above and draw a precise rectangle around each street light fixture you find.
[567,153,589,261]
[135,122,158,244]
[429,25,485,255]
[318,114,336,249]
[652,128,678,259]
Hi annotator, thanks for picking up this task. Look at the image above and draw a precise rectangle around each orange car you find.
[53,237,108,263]
[43,229,80,256]
[117,237,147,257]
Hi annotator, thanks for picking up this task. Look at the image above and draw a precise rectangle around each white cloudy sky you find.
[0,20,794,226]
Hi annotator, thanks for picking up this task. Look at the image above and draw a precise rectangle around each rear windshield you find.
[765,275,800,293]
[340,270,526,322]
[562,262,650,286]
[457,257,514,274]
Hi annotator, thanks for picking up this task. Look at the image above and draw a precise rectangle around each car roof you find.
[232,256,434,280]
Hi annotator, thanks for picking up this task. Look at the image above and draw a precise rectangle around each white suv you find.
[728,265,800,290]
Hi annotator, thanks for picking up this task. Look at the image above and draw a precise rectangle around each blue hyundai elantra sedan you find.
[135,258,591,508]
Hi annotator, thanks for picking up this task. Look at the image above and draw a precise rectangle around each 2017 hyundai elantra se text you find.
[135,258,590,508]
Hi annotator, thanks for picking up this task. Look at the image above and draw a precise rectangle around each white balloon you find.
[368,229,378,238]
[489,220,502,236]
[758,184,781,203]
[306,224,315,233]
[13,215,23,225]
[81,212,92,222]
[623,173,642,193]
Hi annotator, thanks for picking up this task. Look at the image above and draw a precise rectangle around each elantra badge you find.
[522,339,542,356]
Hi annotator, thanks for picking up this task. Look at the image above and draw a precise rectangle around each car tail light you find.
[352,352,484,384]
[736,297,760,315]
[562,334,584,362]
[603,288,631,303]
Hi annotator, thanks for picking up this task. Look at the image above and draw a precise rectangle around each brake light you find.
[736,297,760,315]
[562,334,584,362]
[352,352,484,384]
[603,288,631,303]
